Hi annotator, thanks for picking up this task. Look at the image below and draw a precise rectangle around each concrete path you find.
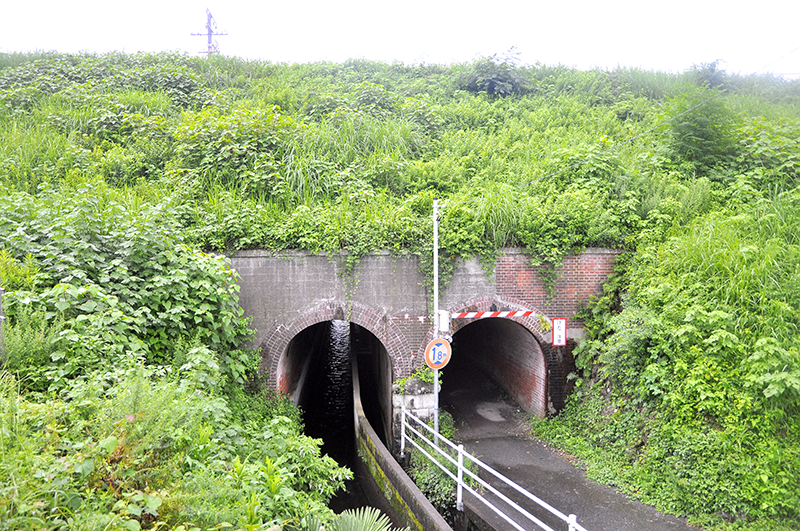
[440,359,699,531]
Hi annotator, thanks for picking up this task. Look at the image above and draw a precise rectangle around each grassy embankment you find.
[1,51,799,529]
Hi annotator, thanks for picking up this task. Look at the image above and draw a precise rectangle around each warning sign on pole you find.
[424,338,452,370]
[552,318,567,347]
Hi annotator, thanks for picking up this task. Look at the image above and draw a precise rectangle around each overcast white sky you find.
[4,1,800,77]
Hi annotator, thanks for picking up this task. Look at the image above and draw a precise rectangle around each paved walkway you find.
[440,359,699,531]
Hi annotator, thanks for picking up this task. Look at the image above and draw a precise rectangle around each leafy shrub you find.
[0,364,350,530]
[688,60,728,89]
[461,55,530,97]
[661,86,738,175]
[394,365,441,394]
[351,81,398,118]
[534,194,800,527]
[0,250,40,291]
[173,106,298,180]
[293,506,407,531]
[399,94,443,137]
[3,283,147,391]
[0,184,252,368]
[735,118,800,193]
[0,307,65,389]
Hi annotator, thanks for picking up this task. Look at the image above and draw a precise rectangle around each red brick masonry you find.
[234,247,621,416]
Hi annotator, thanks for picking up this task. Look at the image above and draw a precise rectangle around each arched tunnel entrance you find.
[278,320,393,510]
[444,318,547,418]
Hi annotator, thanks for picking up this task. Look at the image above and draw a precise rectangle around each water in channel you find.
[300,320,367,511]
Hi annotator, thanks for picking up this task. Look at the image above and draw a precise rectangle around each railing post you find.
[457,444,464,511]
[568,513,578,531]
[400,407,406,459]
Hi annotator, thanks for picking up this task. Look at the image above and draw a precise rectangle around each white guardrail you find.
[400,408,590,531]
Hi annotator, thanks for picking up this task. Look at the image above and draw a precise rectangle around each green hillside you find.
[1,51,799,530]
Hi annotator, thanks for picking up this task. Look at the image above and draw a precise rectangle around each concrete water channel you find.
[294,320,408,522]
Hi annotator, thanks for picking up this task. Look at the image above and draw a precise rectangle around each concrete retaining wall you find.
[356,415,453,531]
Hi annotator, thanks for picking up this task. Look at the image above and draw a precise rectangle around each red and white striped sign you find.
[450,310,537,319]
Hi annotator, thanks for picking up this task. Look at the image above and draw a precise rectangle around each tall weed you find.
[0,307,64,391]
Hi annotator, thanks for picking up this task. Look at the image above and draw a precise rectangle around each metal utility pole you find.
[433,198,440,443]
[191,8,228,55]
[423,198,451,447]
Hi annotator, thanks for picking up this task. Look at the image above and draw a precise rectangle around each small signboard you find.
[424,338,452,370]
[552,318,567,347]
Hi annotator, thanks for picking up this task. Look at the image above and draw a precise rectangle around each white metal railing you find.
[400,408,590,531]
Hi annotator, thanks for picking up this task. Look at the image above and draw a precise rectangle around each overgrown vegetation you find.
[1,50,800,529]
[533,191,800,530]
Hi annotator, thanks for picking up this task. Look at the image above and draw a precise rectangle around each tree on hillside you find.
[688,59,727,89]
[462,48,530,96]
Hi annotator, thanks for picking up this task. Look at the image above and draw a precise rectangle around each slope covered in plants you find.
[1,51,799,530]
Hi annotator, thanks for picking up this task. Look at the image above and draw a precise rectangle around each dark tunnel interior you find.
[287,320,392,467]
[444,317,548,417]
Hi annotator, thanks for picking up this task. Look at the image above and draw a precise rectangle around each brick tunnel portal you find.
[282,315,549,470]
[447,317,548,418]
[281,321,393,465]
[278,315,557,517]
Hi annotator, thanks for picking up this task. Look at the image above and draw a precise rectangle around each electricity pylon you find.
[191,8,227,55]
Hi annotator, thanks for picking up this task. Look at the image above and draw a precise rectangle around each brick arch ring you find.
[259,299,416,389]
[437,296,552,349]
[436,296,553,417]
